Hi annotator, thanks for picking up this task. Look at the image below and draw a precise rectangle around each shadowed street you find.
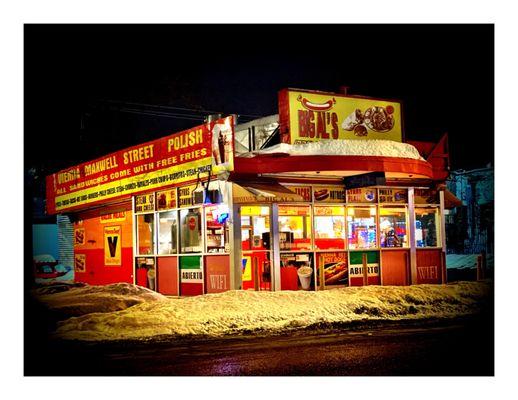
[25,313,493,376]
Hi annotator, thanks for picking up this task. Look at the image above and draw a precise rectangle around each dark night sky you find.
[24,24,494,175]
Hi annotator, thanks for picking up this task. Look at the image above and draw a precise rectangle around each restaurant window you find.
[158,211,178,255]
[137,214,155,255]
[278,205,312,251]
[347,206,377,249]
[205,205,230,253]
[241,206,271,251]
[180,208,202,253]
[313,206,346,250]
[415,207,440,248]
[380,207,409,248]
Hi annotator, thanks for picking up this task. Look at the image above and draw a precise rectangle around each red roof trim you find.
[234,155,434,178]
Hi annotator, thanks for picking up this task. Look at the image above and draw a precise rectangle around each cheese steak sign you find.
[46,117,234,214]
[278,89,403,144]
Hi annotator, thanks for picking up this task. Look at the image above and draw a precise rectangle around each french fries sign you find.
[46,116,234,214]
[278,89,403,144]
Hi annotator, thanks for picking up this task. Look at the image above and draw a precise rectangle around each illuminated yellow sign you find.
[279,89,403,144]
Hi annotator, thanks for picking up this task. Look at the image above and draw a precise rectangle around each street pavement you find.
[25,314,493,376]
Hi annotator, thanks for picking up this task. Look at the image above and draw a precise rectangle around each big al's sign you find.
[46,117,234,214]
[278,89,403,144]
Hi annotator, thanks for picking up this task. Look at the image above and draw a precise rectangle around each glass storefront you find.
[133,184,443,292]
[278,205,312,251]
[380,206,408,248]
[136,214,155,255]
[158,211,177,255]
[415,207,440,247]
[180,208,203,253]
[205,205,230,253]
[241,206,271,251]
[347,206,377,249]
[314,206,346,250]
[241,206,272,291]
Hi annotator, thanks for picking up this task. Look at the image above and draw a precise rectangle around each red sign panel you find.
[416,249,443,284]
[205,255,231,294]
[46,117,234,214]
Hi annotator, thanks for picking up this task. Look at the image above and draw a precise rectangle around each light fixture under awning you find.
[232,182,305,203]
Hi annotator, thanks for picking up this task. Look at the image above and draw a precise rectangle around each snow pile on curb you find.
[36,283,167,317]
[248,140,424,160]
[55,281,490,341]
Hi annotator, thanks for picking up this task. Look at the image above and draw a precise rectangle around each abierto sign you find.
[278,89,403,144]
[46,116,234,214]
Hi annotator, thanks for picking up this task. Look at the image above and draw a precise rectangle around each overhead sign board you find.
[344,172,386,190]
[46,116,234,214]
[278,89,403,144]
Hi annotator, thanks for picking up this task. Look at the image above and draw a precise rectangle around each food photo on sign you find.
[317,252,349,289]
[279,89,403,144]
[210,116,234,174]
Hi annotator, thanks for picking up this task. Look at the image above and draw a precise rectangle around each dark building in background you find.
[445,165,494,276]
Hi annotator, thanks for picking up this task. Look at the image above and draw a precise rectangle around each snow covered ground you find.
[243,140,424,160]
[54,281,491,341]
[34,282,167,317]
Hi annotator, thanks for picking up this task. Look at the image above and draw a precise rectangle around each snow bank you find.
[245,140,424,160]
[55,281,491,341]
[35,283,167,318]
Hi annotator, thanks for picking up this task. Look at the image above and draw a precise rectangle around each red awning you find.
[234,154,434,180]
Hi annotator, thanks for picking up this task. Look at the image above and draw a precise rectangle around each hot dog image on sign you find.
[104,225,122,266]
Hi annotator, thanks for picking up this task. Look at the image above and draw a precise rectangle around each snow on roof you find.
[55,281,490,341]
[242,140,424,160]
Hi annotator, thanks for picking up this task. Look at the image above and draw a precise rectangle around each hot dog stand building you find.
[45,88,458,296]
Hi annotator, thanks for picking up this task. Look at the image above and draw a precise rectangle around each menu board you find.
[314,205,344,216]
[157,188,177,210]
[313,187,346,203]
[289,186,312,202]
[134,193,155,213]
[278,205,310,216]
[378,188,408,203]
[177,184,198,208]
[414,188,439,204]
[347,188,377,203]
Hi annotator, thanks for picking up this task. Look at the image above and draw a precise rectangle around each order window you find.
[347,206,377,249]
[380,207,408,248]
[205,205,230,253]
[158,211,178,255]
[241,206,271,251]
[278,205,312,251]
[314,206,346,250]
[415,207,440,248]
[137,214,155,255]
[180,208,202,253]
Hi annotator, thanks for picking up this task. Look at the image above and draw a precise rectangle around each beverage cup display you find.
[297,266,313,290]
